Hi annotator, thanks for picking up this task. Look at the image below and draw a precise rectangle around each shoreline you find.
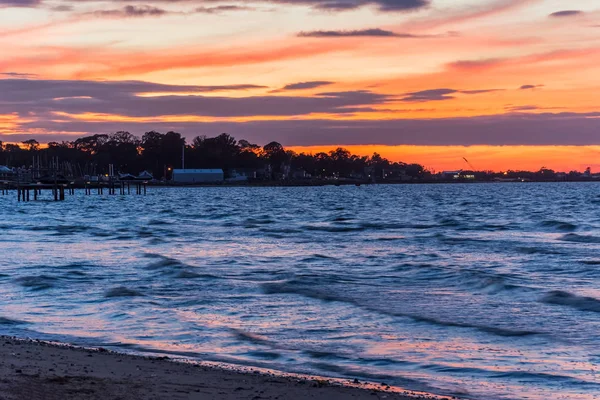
[0,335,453,400]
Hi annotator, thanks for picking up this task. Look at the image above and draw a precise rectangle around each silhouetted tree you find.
[22,139,40,151]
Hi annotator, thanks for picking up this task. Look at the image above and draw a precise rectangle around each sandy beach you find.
[0,336,448,400]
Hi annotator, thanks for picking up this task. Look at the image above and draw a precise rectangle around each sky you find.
[0,0,599,171]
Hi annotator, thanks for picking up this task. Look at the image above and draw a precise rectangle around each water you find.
[1,183,600,399]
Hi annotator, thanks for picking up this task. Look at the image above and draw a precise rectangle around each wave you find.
[581,260,600,265]
[147,219,172,226]
[262,279,541,337]
[305,225,365,233]
[541,290,600,313]
[30,224,89,234]
[143,254,195,272]
[390,264,525,295]
[558,233,600,244]
[476,277,523,295]
[539,220,578,232]
[0,317,28,325]
[374,236,405,241]
[145,257,184,270]
[301,254,336,262]
[304,221,460,233]
[142,255,216,280]
[15,275,58,290]
[244,217,276,225]
[516,246,564,255]
[174,271,219,279]
[232,329,274,346]
[105,286,144,298]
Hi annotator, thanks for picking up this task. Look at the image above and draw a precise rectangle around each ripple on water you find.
[15,275,58,290]
[104,286,144,298]
[559,233,600,243]
[0,317,28,325]
[539,220,578,232]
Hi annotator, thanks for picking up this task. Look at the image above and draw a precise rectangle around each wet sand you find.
[0,336,448,400]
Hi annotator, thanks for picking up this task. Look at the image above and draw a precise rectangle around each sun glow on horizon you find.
[287,145,600,173]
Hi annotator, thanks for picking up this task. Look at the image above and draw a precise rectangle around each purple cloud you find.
[0,0,40,7]
[401,88,457,102]
[281,81,334,90]
[400,88,500,102]
[549,10,583,18]
[298,29,423,38]
[0,78,390,118]
[3,114,600,147]
[13,0,429,13]
[519,84,544,90]
[194,5,253,13]
[1,78,598,146]
[91,5,169,18]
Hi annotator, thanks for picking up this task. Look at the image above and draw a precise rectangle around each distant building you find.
[441,170,475,180]
[441,170,462,179]
[172,169,224,183]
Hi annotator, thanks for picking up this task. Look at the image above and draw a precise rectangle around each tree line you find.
[0,132,426,180]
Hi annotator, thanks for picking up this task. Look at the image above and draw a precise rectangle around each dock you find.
[0,181,148,202]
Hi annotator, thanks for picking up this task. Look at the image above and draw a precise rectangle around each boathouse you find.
[172,169,224,183]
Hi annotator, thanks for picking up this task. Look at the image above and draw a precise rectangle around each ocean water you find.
[1,183,600,399]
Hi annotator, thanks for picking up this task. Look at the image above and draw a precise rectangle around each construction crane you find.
[462,157,476,171]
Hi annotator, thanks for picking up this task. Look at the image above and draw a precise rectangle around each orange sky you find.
[288,145,600,172]
[0,0,599,171]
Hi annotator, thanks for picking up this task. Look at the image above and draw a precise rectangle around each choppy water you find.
[1,183,600,399]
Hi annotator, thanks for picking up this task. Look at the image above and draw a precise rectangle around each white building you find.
[172,169,224,183]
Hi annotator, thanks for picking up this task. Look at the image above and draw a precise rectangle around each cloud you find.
[519,84,543,90]
[447,58,505,71]
[50,4,72,11]
[281,81,333,90]
[91,5,169,18]
[461,89,503,94]
[549,10,583,18]
[3,41,352,79]
[4,113,600,147]
[4,0,430,13]
[2,78,598,147]
[298,28,422,38]
[505,105,539,112]
[0,78,390,119]
[0,0,40,7]
[194,5,252,13]
[1,72,38,78]
[249,0,430,12]
[400,88,500,102]
[401,88,457,102]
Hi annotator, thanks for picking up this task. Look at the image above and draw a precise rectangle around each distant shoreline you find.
[147,179,600,188]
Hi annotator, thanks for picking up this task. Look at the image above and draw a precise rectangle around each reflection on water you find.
[1,183,600,399]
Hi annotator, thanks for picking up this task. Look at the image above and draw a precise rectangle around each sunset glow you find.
[0,0,599,170]
[288,145,600,172]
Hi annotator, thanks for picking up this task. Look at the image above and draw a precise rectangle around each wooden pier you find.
[0,181,148,202]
